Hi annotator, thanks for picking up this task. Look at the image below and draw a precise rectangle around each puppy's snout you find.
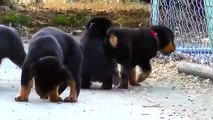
[161,41,176,55]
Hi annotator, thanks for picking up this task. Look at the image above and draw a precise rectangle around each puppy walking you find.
[80,17,119,89]
[104,25,176,89]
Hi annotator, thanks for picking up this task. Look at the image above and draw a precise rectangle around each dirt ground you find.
[0,40,213,120]
[0,2,150,34]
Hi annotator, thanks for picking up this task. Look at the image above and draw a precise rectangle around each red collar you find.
[151,30,159,41]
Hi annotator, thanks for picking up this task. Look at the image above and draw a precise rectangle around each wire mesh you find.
[150,0,213,66]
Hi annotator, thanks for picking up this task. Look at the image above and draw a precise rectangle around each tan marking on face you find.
[162,41,176,54]
[109,34,118,48]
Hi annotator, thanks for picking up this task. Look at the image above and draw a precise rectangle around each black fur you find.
[104,25,176,89]
[80,17,119,89]
[20,27,83,100]
[0,25,26,68]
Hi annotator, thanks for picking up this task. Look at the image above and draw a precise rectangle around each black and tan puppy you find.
[104,25,176,89]
[80,16,119,89]
[0,25,26,68]
[15,27,83,103]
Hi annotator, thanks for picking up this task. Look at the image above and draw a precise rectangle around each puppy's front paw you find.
[15,96,28,102]
[130,81,141,86]
[64,96,78,103]
[49,96,63,102]
[137,75,147,82]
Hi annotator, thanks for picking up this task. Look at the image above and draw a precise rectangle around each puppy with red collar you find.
[104,25,176,89]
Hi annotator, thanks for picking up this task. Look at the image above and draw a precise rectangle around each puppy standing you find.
[104,25,176,89]
[79,17,120,89]
[15,27,83,102]
[0,25,26,68]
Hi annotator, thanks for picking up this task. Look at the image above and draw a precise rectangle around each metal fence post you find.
[205,0,213,50]
[151,0,159,25]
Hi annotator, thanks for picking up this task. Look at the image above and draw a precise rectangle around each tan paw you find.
[130,81,141,86]
[49,96,63,102]
[64,96,78,103]
[15,96,28,102]
[137,75,147,82]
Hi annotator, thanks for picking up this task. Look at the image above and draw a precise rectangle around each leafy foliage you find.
[51,14,89,26]
[0,12,31,25]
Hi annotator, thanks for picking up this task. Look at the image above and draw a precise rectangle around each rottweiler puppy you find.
[104,25,176,89]
[80,16,119,89]
[0,25,26,68]
[15,27,83,103]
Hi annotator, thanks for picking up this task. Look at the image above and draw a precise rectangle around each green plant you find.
[51,14,89,26]
[0,12,16,23]
[51,15,71,25]
[0,13,31,25]
[16,15,31,25]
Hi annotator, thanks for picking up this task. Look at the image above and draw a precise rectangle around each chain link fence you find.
[150,0,213,66]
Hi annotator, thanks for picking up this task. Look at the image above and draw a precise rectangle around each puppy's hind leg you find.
[117,66,129,89]
[101,74,113,90]
[81,73,91,89]
[128,67,141,86]
[137,63,152,82]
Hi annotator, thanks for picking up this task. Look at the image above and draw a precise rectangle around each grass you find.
[0,0,150,34]
[0,13,16,23]
[51,14,89,26]
[0,12,31,25]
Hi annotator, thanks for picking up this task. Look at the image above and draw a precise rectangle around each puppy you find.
[15,27,83,103]
[104,25,176,89]
[80,16,119,89]
[0,25,26,68]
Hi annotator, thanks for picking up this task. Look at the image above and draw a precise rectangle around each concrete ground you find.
[0,43,213,120]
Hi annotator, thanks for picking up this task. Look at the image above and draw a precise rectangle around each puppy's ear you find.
[86,22,95,30]
[30,56,61,74]
[109,34,118,48]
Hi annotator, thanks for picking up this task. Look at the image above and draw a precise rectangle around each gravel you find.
[145,58,213,93]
